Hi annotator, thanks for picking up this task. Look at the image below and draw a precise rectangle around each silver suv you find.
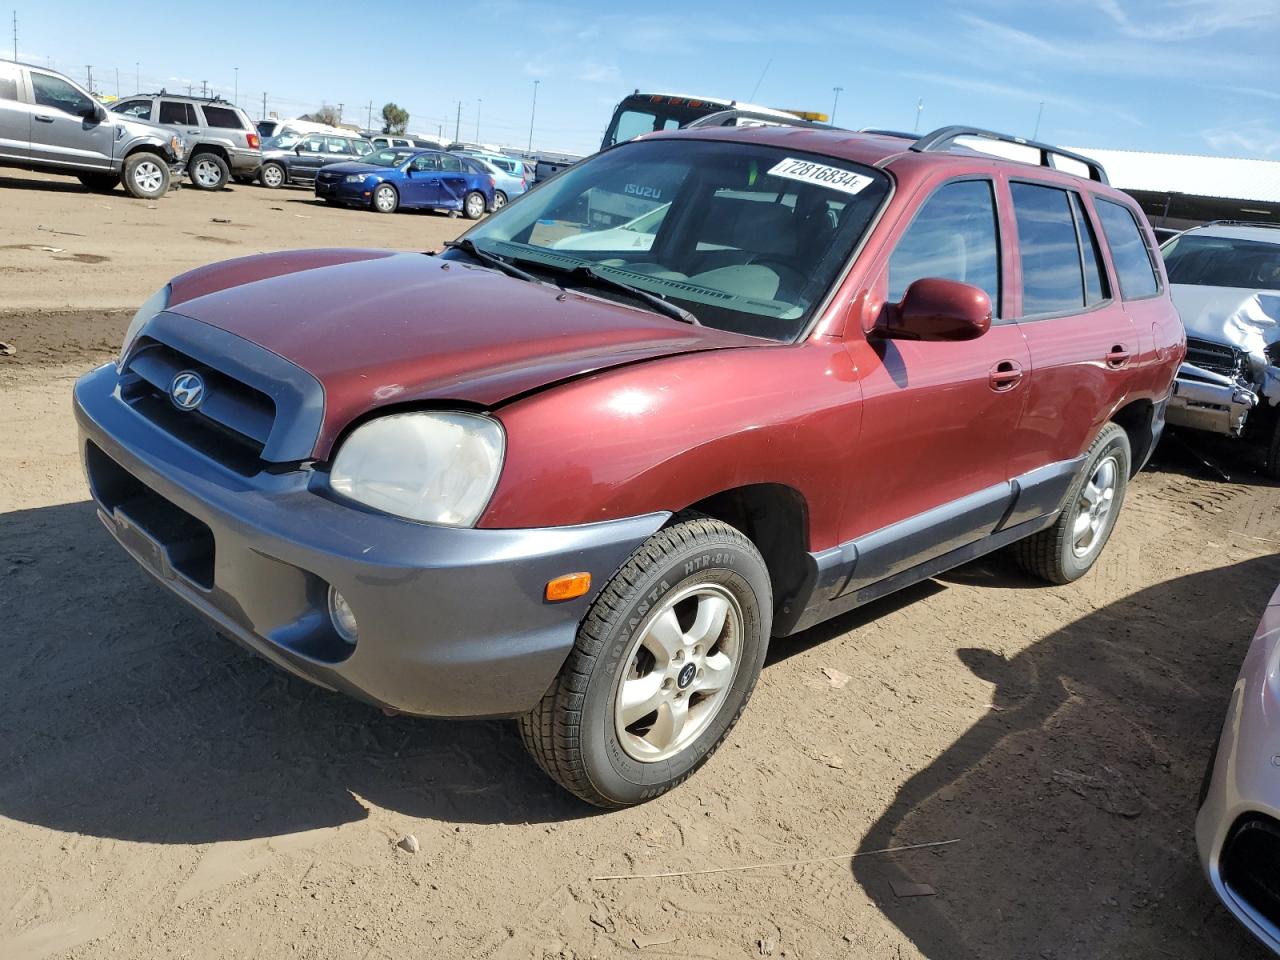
[112,93,260,191]
[0,59,184,199]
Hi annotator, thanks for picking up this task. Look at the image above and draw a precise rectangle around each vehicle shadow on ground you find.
[0,173,93,194]
[850,554,1280,959]
[0,501,593,841]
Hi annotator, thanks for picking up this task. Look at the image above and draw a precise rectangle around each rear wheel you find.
[1013,422,1131,584]
[77,173,118,193]
[519,515,772,807]
[259,162,286,189]
[463,190,486,220]
[492,190,507,210]
[188,152,229,190]
[122,153,170,199]
[372,183,399,213]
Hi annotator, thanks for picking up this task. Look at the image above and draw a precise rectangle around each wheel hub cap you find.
[1072,455,1117,558]
[613,583,743,763]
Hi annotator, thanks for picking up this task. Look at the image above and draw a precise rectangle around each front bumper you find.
[1166,361,1259,437]
[1196,583,1280,953]
[73,362,667,718]
[315,177,373,204]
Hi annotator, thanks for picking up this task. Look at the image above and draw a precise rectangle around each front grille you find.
[86,441,215,589]
[1221,814,1280,932]
[1186,337,1246,379]
[122,338,275,474]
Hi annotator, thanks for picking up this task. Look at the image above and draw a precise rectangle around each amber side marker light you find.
[546,572,591,602]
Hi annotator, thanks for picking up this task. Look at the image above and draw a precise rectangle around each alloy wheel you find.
[1072,454,1118,558]
[132,160,163,195]
[193,159,221,187]
[613,583,743,762]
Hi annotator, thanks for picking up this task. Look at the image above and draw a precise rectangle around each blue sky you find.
[13,0,1280,158]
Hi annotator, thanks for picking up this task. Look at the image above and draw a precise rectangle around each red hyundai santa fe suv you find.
[74,124,1184,806]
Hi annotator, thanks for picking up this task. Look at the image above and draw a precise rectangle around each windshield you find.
[448,138,890,341]
[1163,233,1280,291]
[365,148,416,167]
[602,96,727,149]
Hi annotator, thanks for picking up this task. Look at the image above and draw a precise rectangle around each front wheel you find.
[122,153,170,199]
[1013,422,1131,584]
[463,190,486,220]
[519,515,772,807]
[259,162,286,188]
[372,183,399,213]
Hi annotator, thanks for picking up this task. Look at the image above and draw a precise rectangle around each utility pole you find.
[475,98,481,141]
[135,61,139,92]
[913,97,924,134]
[527,79,539,154]
[200,79,207,98]
[85,65,92,92]
[454,100,462,142]
[337,102,344,124]
[1032,100,1045,140]
[262,92,267,120]
[233,67,239,106]
[11,11,16,63]
[366,100,372,133]
[830,86,842,126]
[186,83,193,96]
[114,67,119,98]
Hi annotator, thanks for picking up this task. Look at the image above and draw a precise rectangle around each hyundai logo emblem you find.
[169,370,205,411]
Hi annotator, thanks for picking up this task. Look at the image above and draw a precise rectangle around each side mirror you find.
[878,278,992,342]
[294,145,304,154]
[89,103,107,123]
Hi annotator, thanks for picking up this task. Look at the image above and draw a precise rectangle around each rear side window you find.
[201,105,245,129]
[1011,182,1088,316]
[440,154,463,172]
[158,100,196,125]
[1095,199,1160,299]
[888,179,1001,314]
[0,63,17,101]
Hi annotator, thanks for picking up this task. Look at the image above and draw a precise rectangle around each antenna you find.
[913,97,924,134]
[1032,100,1045,141]
[831,86,843,126]
[748,58,772,102]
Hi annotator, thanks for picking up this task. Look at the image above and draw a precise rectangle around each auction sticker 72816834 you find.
[767,157,874,196]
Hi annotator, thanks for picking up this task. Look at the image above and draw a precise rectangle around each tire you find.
[259,162,286,189]
[188,152,229,191]
[518,515,772,808]
[121,152,170,200]
[372,183,399,214]
[492,190,507,210]
[77,173,118,193]
[1013,422,1131,584]
[463,190,486,220]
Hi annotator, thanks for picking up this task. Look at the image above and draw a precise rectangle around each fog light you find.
[328,586,358,644]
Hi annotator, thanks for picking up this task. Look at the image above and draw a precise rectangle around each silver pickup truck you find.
[0,59,185,199]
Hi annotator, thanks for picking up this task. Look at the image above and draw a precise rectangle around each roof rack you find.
[140,90,234,105]
[1199,219,1280,230]
[859,128,918,140]
[910,125,1109,185]
[684,109,827,132]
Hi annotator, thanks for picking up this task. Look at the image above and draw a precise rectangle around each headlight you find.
[344,174,368,183]
[117,284,170,370]
[329,412,505,527]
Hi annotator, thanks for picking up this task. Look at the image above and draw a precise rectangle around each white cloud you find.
[1095,0,1280,42]
[1202,120,1280,157]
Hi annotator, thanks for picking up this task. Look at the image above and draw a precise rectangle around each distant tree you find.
[312,104,342,127]
[381,102,410,135]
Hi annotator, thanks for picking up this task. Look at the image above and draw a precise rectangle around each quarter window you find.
[158,100,196,125]
[31,72,93,116]
[1095,199,1160,299]
[888,179,1001,314]
[1070,193,1109,305]
[0,63,17,101]
[201,105,244,129]
[1011,182,1088,316]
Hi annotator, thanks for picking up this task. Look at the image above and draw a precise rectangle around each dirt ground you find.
[2,167,1279,960]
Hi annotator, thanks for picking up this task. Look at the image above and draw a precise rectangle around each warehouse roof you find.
[1064,146,1280,205]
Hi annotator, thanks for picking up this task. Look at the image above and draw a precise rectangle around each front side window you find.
[301,136,326,153]
[31,72,93,117]
[113,99,153,119]
[158,101,195,125]
[201,105,245,129]
[888,179,1001,313]
[451,138,890,341]
[325,137,350,154]
[365,148,415,167]
[1095,199,1160,299]
[1162,233,1280,292]
[410,154,440,172]
[1011,182,1088,316]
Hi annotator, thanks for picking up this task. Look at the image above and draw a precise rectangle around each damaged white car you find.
[1163,222,1280,477]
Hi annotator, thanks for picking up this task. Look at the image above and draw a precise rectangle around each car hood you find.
[1171,284,1280,359]
[164,249,765,458]
[316,161,387,176]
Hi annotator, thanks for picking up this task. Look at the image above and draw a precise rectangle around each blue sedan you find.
[314,148,496,218]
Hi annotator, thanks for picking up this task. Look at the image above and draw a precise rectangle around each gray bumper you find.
[227,148,262,175]
[1166,361,1258,436]
[73,362,667,718]
[1196,583,1280,953]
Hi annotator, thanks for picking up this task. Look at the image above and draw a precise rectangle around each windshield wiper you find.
[535,262,699,326]
[442,239,542,285]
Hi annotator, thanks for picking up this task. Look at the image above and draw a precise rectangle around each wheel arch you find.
[1109,397,1155,477]
[681,483,811,634]
[189,142,229,162]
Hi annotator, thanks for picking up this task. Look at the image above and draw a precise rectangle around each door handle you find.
[34,114,54,122]
[1106,345,1131,368]
[989,359,1023,392]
